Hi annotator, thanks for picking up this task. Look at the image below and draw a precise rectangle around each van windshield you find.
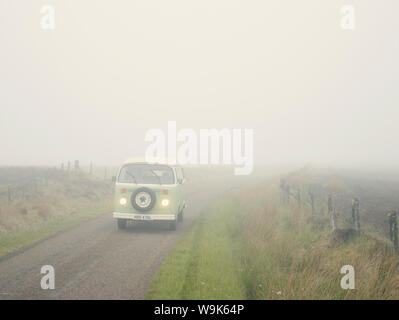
[118,163,175,185]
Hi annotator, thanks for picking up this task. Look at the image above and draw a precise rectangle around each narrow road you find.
[0,171,246,299]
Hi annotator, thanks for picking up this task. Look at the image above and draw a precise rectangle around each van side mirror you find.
[112,176,116,183]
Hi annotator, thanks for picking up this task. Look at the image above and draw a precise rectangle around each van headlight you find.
[119,197,128,206]
[161,199,170,207]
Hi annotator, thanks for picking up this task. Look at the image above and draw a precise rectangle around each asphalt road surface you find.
[0,170,247,299]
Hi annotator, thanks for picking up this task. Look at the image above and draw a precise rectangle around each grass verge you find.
[146,196,246,299]
[0,202,112,258]
[147,178,399,299]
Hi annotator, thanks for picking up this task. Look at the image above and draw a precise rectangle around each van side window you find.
[176,167,183,183]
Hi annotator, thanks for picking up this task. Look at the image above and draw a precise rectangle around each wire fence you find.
[0,161,115,205]
[280,177,399,253]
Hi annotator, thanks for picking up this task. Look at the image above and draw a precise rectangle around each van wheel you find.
[169,219,177,231]
[117,219,127,230]
[178,211,183,222]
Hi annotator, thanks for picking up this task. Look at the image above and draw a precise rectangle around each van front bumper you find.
[113,212,176,221]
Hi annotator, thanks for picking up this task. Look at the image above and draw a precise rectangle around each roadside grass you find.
[0,171,114,258]
[146,196,246,299]
[147,178,399,300]
[0,202,112,258]
[240,181,399,299]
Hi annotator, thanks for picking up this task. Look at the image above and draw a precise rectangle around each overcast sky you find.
[0,1,398,168]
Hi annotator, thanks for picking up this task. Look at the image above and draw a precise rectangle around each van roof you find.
[123,158,181,167]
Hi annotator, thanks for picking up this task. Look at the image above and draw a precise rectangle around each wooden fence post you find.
[74,160,80,172]
[34,177,38,194]
[8,185,11,204]
[104,167,107,180]
[331,208,337,231]
[328,194,333,215]
[297,189,301,211]
[280,179,285,204]
[352,198,360,233]
[328,195,336,230]
[286,185,290,204]
[309,191,315,216]
[90,162,93,175]
[388,210,398,252]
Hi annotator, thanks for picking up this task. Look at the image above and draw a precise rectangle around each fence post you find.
[286,185,290,204]
[328,194,333,215]
[90,162,93,175]
[331,208,337,231]
[309,191,315,216]
[67,161,71,175]
[8,185,11,204]
[328,195,336,230]
[104,167,107,180]
[34,177,38,194]
[297,189,301,211]
[388,210,398,253]
[352,198,360,233]
[74,160,80,172]
[280,179,285,204]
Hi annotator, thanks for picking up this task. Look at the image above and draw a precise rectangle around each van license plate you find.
[132,215,152,220]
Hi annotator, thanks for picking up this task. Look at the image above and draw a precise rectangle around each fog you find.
[1,0,398,169]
